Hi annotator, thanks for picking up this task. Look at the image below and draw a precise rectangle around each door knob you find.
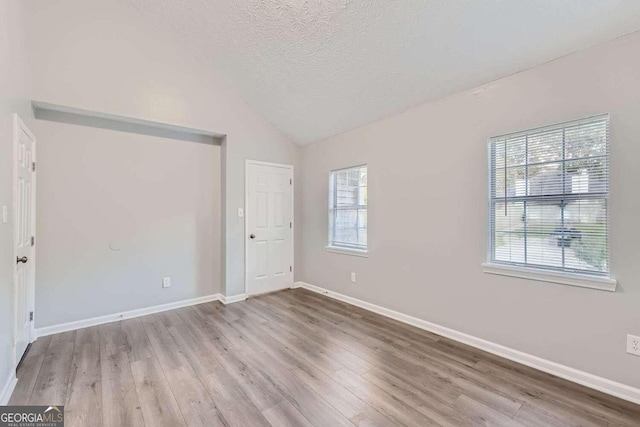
[16,256,28,264]
[250,234,256,239]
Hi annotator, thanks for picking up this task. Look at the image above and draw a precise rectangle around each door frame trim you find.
[244,159,294,296]
[12,114,36,370]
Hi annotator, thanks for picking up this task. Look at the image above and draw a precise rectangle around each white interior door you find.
[13,115,36,367]
[246,161,293,296]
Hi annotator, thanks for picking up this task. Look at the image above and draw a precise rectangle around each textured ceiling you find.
[127,0,640,145]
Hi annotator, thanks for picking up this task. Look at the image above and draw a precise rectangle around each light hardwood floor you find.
[9,288,640,426]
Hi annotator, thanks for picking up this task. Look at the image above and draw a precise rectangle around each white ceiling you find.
[127,0,640,145]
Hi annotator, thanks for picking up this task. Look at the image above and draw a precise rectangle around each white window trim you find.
[486,114,614,291]
[326,245,369,257]
[328,164,368,254]
[482,262,617,292]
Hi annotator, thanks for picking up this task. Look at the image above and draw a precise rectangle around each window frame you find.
[482,115,616,291]
[326,164,368,257]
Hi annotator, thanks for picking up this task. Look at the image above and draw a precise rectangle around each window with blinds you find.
[329,165,368,251]
[488,115,610,277]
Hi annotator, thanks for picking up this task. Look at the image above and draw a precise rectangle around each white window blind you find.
[329,165,368,251]
[488,115,610,277]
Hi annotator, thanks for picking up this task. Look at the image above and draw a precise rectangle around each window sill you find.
[326,246,368,258]
[481,262,617,292]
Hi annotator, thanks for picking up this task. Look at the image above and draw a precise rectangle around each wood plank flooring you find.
[10,288,640,426]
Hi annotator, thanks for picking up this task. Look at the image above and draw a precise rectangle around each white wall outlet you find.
[628,334,640,356]
[350,272,356,283]
[162,277,171,288]
[237,208,244,218]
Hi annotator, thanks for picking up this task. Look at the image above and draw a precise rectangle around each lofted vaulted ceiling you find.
[127,0,640,145]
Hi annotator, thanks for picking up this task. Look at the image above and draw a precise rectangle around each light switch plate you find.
[162,277,171,288]
[238,208,244,218]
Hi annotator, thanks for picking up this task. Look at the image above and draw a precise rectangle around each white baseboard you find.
[0,373,17,405]
[292,281,640,406]
[220,293,248,305]
[35,293,222,338]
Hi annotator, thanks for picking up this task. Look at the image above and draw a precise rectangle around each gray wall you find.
[0,0,31,399]
[26,0,301,300]
[33,120,220,328]
[299,31,640,389]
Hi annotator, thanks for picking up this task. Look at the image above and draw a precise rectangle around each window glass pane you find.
[357,209,367,248]
[358,169,367,205]
[564,199,608,272]
[494,138,506,170]
[565,159,607,194]
[525,233,563,269]
[566,198,607,235]
[505,135,526,167]
[494,166,527,198]
[565,234,607,272]
[527,162,563,196]
[493,202,524,232]
[527,129,563,164]
[565,121,607,159]
[494,232,525,264]
[333,209,358,246]
[336,170,356,207]
[525,201,563,234]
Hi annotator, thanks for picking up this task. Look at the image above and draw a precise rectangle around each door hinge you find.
[29,312,33,322]
[32,162,36,172]
[31,236,35,246]
[289,179,292,185]
[290,222,292,229]
[290,266,292,272]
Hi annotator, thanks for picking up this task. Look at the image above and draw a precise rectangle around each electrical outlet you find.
[628,334,640,356]
[350,272,356,283]
[162,277,171,288]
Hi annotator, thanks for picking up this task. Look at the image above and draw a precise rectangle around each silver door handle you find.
[17,256,28,264]
[250,234,255,239]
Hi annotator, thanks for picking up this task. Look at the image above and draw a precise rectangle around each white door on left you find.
[13,115,36,368]
[246,161,293,296]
